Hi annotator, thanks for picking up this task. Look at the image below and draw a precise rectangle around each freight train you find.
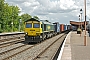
[24,18,72,42]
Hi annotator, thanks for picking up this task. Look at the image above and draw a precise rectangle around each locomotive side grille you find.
[30,30,35,31]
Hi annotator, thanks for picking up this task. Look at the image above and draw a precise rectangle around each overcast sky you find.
[5,0,90,24]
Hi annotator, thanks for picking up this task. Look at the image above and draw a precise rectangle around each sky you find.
[5,0,90,24]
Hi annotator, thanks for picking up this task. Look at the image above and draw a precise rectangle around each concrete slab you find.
[58,30,90,60]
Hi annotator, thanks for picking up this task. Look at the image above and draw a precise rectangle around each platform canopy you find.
[70,21,89,26]
[70,21,89,29]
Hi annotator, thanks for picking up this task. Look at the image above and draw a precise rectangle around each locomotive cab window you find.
[41,24,43,28]
[33,23,40,28]
[26,23,32,28]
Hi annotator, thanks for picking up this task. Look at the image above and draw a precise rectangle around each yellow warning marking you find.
[48,26,50,29]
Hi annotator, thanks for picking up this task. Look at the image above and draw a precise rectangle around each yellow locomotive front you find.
[24,18,42,37]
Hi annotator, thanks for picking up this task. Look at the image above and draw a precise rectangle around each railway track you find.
[0,35,24,43]
[0,38,25,48]
[30,32,68,60]
[0,31,69,60]
[0,44,34,60]
[0,43,24,53]
[0,37,18,42]
[0,32,25,48]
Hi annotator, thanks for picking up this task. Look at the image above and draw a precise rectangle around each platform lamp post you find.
[84,0,87,46]
[11,21,13,32]
[19,19,22,32]
[80,9,82,31]
[79,15,80,29]
[11,5,14,32]
[79,15,81,36]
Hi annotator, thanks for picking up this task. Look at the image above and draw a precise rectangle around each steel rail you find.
[2,43,38,60]
[0,39,24,48]
[32,31,68,60]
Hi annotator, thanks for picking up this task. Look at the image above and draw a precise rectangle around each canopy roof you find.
[70,21,89,26]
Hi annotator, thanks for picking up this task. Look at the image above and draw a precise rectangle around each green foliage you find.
[33,16,39,20]
[21,13,32,31]
[21,13,32,21]
[0,0,39,33]
[0,0,20,32]
[45,20,49,22]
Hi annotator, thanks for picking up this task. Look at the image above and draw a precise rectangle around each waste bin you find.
[77,31,81,34]
[77,28,81,34]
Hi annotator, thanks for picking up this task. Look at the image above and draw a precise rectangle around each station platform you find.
[57,30,90,60]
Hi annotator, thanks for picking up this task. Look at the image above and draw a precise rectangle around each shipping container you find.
[72,26,77,31]
[53,22,60,33]
[60,24,64,32]
[67,25,72,30]
[67,25,70,30]
[70,25,72,30]
[64,25,67,30]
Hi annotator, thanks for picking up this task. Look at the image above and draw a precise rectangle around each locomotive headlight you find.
[25,32,28,35]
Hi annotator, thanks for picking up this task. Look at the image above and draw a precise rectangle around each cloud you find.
[5,0,90,24]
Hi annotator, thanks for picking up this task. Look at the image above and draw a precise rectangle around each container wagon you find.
[60,24,64,32]
[53,22,60,35]
[67,25,72,31]
[64,25,68,31]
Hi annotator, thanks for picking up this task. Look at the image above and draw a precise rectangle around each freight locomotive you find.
[24,18,72,42]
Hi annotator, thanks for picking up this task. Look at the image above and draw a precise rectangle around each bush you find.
[0,30,3,33]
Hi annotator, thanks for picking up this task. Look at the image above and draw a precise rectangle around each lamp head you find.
[80,9,82,14]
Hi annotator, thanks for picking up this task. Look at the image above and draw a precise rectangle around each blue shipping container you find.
[64,25,67,30]
[53,22,60,33]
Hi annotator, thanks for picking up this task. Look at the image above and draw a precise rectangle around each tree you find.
[33,16,39,20]
[0,0,40,32]
[3,5,20,32]
[21,13,32,31]
[45,20,49,22]
[0,0,20,32]
[21,13,32,21]
[10,5,20,32]
[0,0,5,32]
